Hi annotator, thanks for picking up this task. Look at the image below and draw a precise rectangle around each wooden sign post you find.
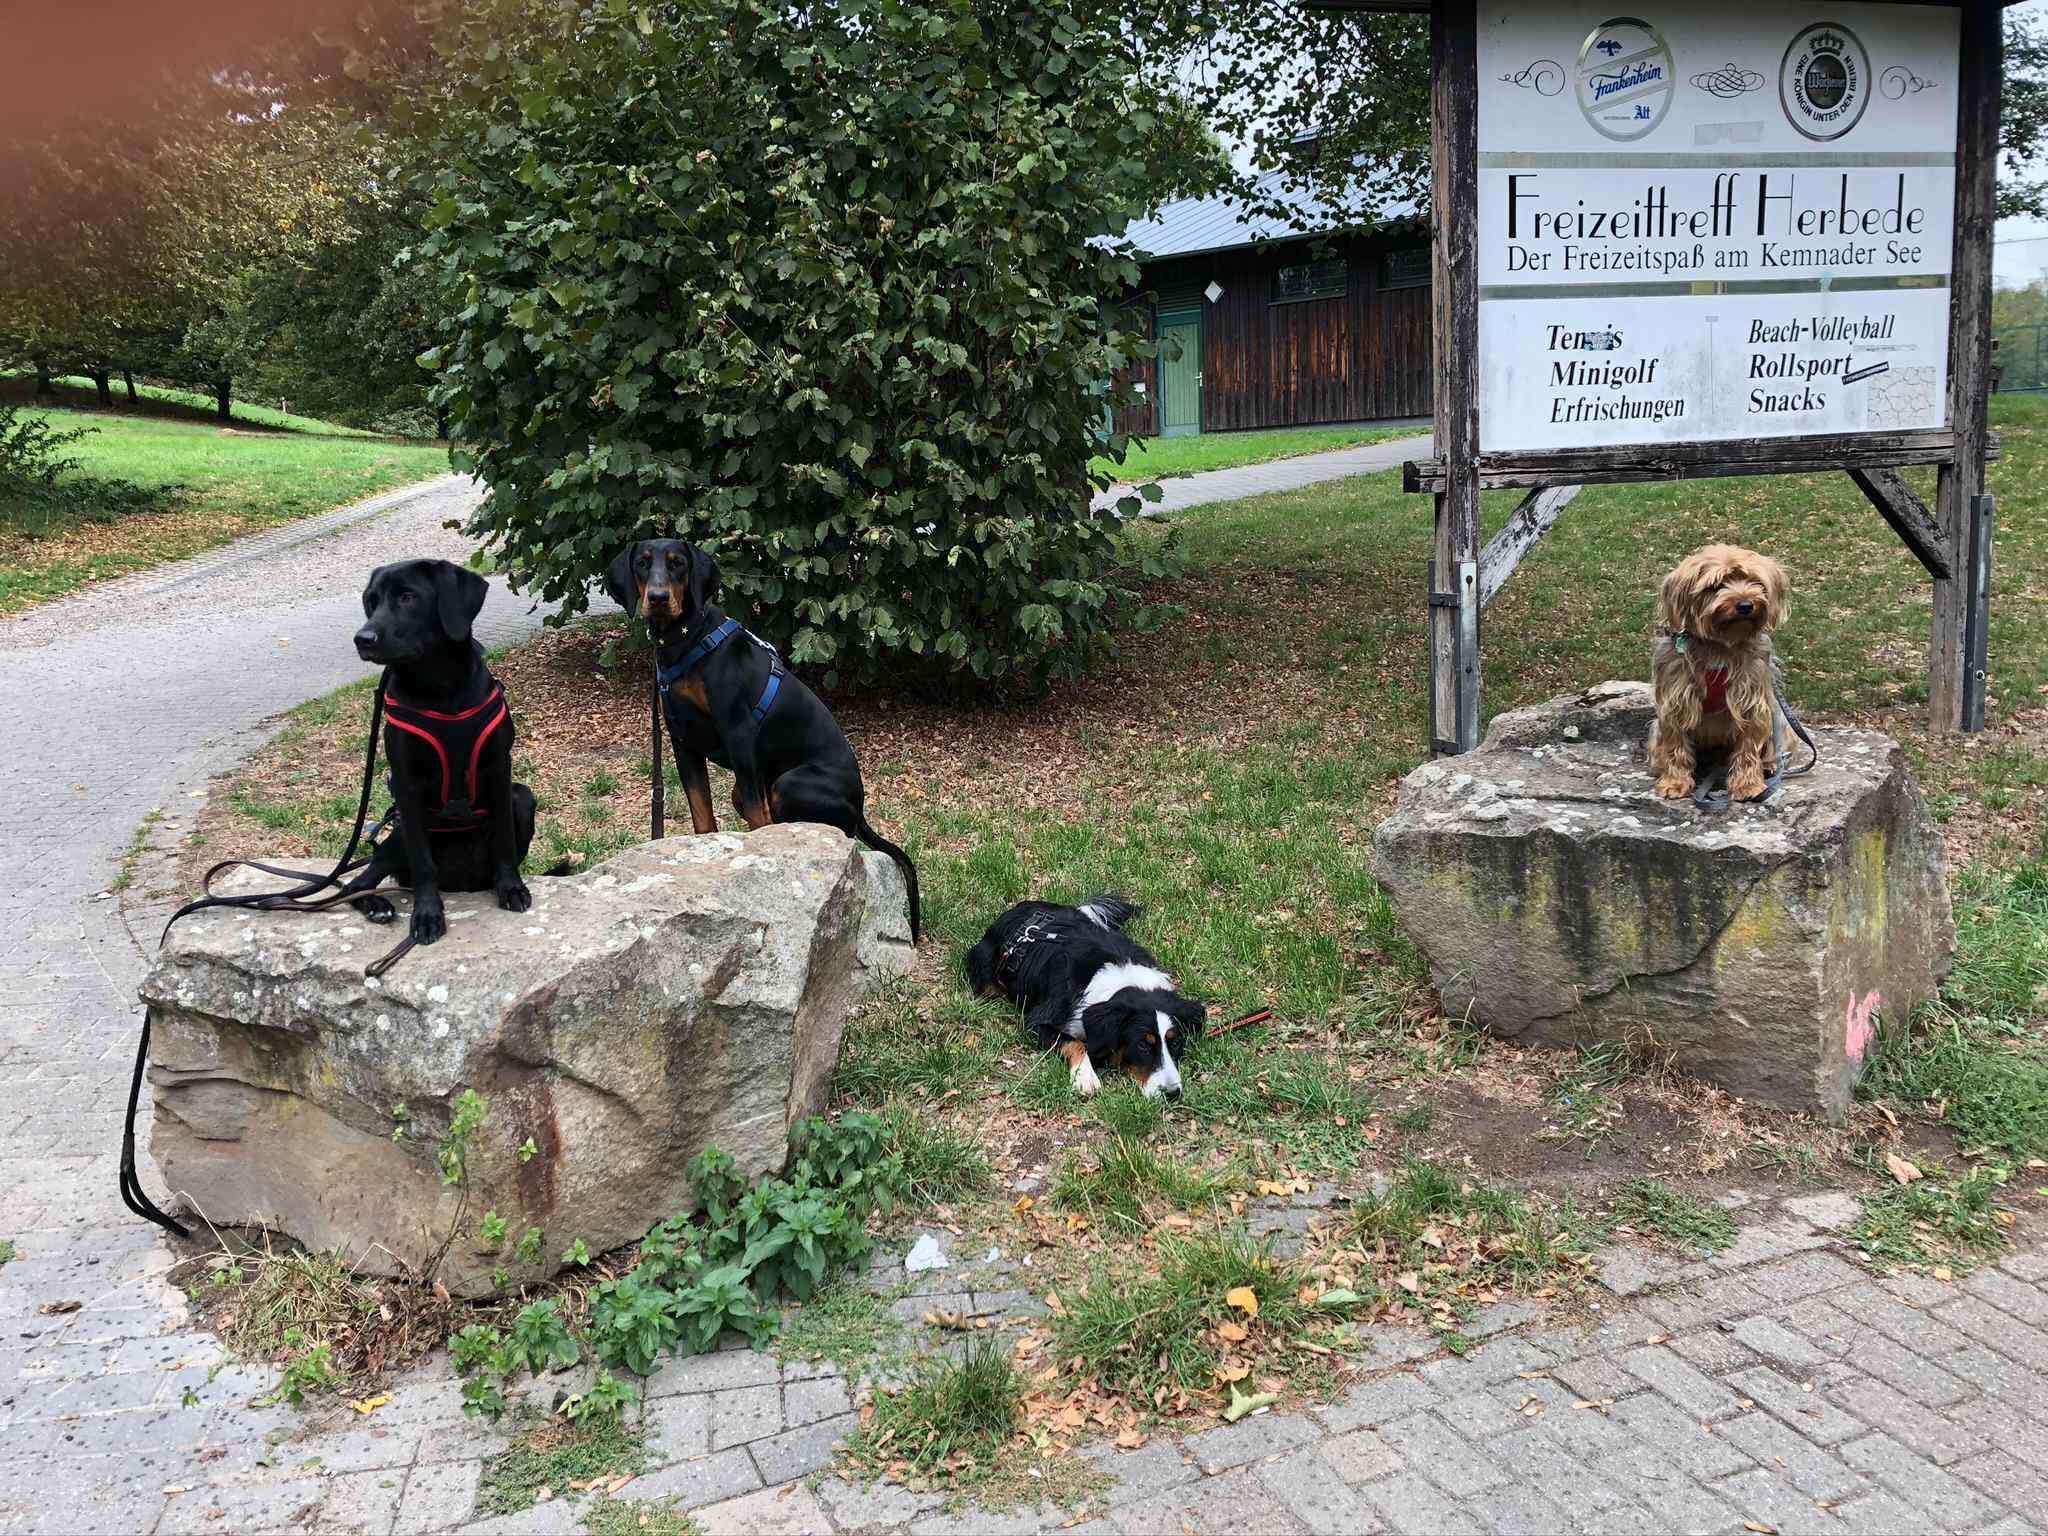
[1338,0,2010,753]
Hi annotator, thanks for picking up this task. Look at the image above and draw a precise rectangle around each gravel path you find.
[1090,426,1433,516]
[0,469,2044,1536]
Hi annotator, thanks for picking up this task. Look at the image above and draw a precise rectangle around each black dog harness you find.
[383,682,508,835]
[997,916,1058,985]
[656,618,786,722]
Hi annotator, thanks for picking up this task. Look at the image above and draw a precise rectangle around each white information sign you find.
[1476,2,1961,452]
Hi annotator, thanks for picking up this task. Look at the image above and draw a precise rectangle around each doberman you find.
[347,558,537,944]
[605,538,921,941]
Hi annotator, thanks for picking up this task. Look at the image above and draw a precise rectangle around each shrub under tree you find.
[410,0,1189,691]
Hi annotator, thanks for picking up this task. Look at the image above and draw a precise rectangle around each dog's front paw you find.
[356,894,397,925]
[1653,774,1695,800]
[1729,766,1768,801]
[410,893,447,945]
[496,875,532,913]
[1070,1055,1102,1097]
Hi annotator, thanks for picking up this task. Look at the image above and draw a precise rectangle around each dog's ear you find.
[1754,553,1790,629]
[1661,550,1714,633]
[431,560,489,644]
[1080,1000,1129,1064]
[1168,997,1208,1039]
[1658,563,1691,634]
[362,563,393,616]
[688,543,722,615]
[604,543,642,616]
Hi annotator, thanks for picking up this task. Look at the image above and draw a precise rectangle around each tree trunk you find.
[90,369,112,407]
[434,405,450,440]
[33,360,54,397]
[215,379,231,421]
[122,370,137,402]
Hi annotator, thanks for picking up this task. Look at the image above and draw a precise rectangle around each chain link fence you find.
[1994,323,2048,392]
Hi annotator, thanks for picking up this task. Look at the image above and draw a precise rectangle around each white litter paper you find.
[904,1233,950,1273]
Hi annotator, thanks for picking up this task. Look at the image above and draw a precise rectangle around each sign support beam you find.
[1961,493,1995,732]
[1479,486,1582,609]
[1932,0,2001,732]
[1847,468,1953,581]
[1429,0,1482,755]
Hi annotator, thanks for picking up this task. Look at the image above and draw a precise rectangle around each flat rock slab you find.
[1372,681,1952,1121]
[140,825,912,1295]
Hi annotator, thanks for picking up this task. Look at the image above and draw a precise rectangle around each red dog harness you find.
[382,682,508,834]
[1701,665,1731,716]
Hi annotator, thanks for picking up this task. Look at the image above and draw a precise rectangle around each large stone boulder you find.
[140,825,914,1295]
[1372,681,1952,1121]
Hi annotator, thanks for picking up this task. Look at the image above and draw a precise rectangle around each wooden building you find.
[1116,169,1431,439]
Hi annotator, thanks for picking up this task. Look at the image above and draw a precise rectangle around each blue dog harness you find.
[656,618,785,722]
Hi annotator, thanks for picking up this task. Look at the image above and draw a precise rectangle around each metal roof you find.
[1119,165,1423,263]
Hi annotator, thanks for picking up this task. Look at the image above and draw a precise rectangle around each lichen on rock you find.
[1372,681,1952,1121]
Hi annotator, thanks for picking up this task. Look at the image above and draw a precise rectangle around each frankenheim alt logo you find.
[1781,22,1871,140]
[1575,17,1675,142]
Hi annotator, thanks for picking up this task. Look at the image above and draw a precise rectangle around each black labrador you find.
[605,538,921,941]
[347,558,537,944]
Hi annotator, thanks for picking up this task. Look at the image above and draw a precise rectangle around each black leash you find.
[120,673,414,1237]
[650,677,665,840]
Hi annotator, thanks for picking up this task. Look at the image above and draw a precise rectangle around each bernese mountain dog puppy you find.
[965,895,1205,1099]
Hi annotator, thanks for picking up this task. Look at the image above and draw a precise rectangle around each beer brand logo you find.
[1576,18,1676,142]
[1780,22,1871,140]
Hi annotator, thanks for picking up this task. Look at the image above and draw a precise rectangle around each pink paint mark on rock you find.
[1845,990,1882,1061]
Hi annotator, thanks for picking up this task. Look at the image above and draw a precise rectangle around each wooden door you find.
[1158,310,1202,438]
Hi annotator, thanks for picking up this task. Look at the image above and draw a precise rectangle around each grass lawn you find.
[0,397,449,613]
[1092,421,1425,484]
[2,373,390,437]
[185,395,2048,1496]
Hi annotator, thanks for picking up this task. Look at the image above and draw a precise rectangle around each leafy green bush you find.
[264,1328,339,1408]
[452,1301,582,1420]
[582,1112,907,1379]
[0,404,89,492]
[564,1369,638,1427]
[411,0,1187,691]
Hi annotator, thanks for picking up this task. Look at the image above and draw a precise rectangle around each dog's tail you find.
[1077,892,1141,931]
[854,815,922,944]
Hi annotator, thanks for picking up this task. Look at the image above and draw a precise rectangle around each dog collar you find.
[1671,629,1691,655]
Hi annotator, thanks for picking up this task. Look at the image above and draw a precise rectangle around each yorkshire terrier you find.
[1648,543,1790,802]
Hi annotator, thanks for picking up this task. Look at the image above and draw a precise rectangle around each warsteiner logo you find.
[1575,17,1675,142]
[1780,22,1871,140]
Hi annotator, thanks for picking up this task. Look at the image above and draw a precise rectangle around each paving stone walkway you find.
[0,471,2043,1536]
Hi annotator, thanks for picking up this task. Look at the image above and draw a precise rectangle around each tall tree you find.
[1133,2,2045,230]
[0,65,369,408]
